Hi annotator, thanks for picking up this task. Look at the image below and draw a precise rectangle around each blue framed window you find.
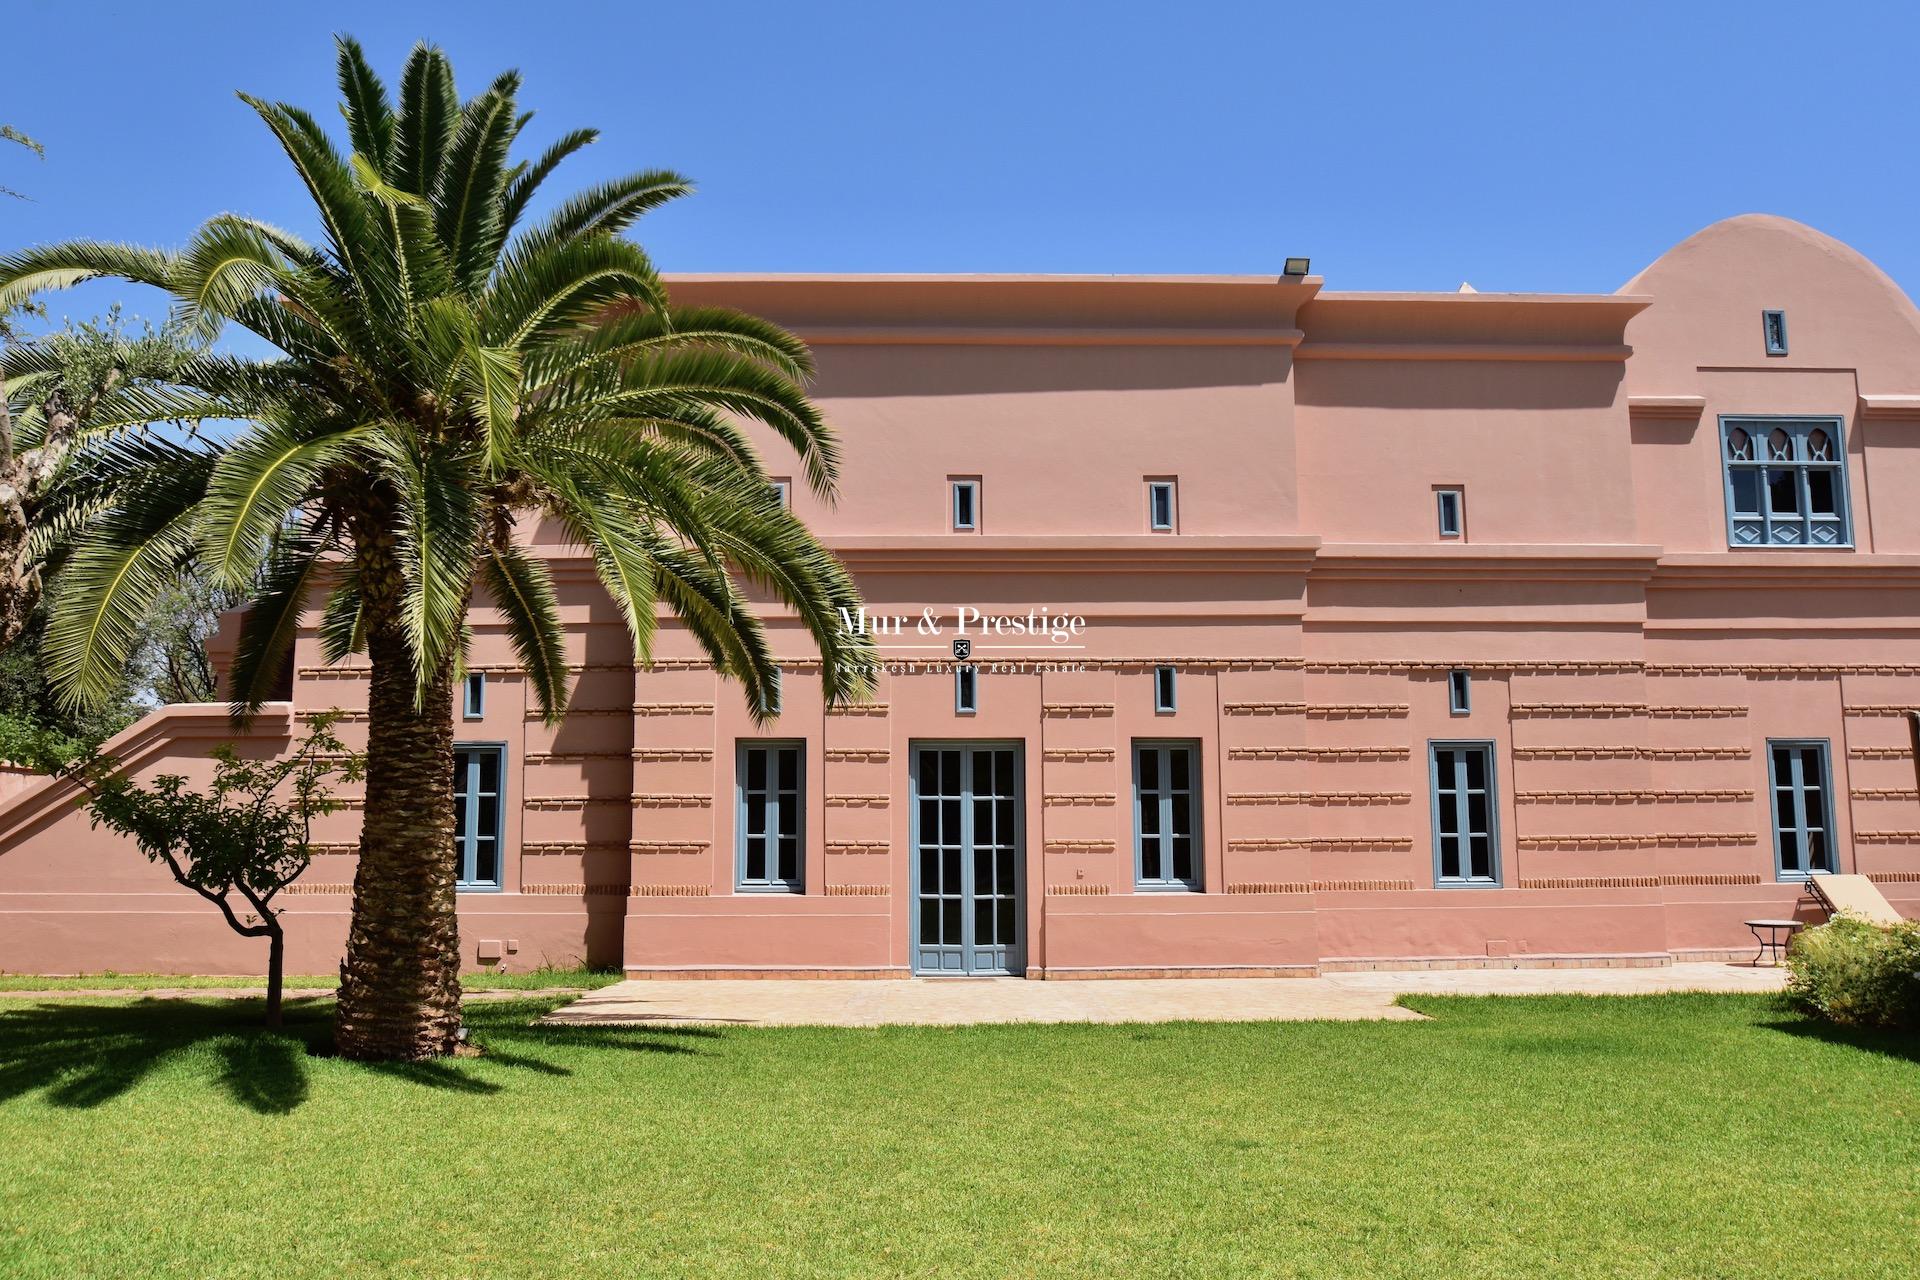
[1436,488,1464,539]
[954,665,978,714]
[462,672,485,720]
[1148,480,1177,531]
[1154,665,1177,713]
[738,741,803,891]
[1763,309,1789,356]
[1134,740,1201,890]
[1768,740,1835,880]
[1720,417,1850,547]
[1448,670,1471,716]
[770,477,792,508]
[1430,741,1499,887]
[951,479,979,531]
[453,745,505,891]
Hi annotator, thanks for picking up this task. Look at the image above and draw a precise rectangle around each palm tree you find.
[0,38,874,1060]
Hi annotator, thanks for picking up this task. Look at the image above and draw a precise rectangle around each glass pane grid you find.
[739,744,803,888]
[1722,419,1849,546]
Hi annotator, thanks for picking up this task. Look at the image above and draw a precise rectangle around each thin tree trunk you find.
[265,927,285,1030]
[332,618,464,1060]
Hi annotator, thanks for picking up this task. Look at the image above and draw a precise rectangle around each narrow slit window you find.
[955,665,978,714]
[1763,309,1789,356]
[1448,670,1471,716]
[1436,488,1464,539]
[951,480,979,531]
[1154,665,1177,713]
[463,672,485,720]
[1148,481,1177,531]
[452,745,506,891]
[770,477,791,508]
[761,667,783,717]
[737,741,804,891]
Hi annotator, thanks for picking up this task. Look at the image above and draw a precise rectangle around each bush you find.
[1784,913,1920,1030]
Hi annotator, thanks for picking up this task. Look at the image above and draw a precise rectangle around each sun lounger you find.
[1805,874,1905,925]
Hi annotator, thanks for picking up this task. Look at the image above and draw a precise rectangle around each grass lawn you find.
[0,965,622,992]
[0,994,1913,1279]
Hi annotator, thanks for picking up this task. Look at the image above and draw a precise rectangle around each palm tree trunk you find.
[333,618,464,1060]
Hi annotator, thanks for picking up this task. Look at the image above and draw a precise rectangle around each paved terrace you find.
[543,963,1787,1028]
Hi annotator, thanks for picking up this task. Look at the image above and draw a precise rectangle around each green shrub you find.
[1784,913,1920,1030]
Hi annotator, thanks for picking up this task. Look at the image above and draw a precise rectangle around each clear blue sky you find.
[4,0,1918,329]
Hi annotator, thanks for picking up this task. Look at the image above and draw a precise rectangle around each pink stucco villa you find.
[1,213,1916,978]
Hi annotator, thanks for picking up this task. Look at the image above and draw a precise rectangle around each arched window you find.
[1720,418,1849,547]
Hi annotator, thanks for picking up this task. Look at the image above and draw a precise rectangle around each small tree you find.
[68,712,363,1026]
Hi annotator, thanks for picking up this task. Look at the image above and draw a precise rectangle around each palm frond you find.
[335,35,395,173]
[391,43,458,197]
[227,529,330,718]
[198,419,368,586]
[433,71,521,291]
[317,561,368,662]
[0,241,180,315]
[522,169,691,245]
[499,126,597,237]
[480,539,568,722]
[369,433,483,701]
[482,234,666,348]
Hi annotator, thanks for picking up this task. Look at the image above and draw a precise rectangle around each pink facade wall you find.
[1,215,1916,976]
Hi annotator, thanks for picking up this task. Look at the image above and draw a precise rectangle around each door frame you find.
[907,739,1027,976]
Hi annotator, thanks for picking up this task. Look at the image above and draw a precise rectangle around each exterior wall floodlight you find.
[1282,257,1311,277]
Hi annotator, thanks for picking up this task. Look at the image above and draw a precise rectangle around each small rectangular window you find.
[1134,741,1201,890]
[1431,741,1499,887]
[1763,309,1789,357]
[770,478,792,508]
[452,745,506,891]
[738,742,804,891]
[462,672,485,720]
[955,665,978,714]
[951,480,979,531]
[1436,488,1464,539]
[1154,665,1177,713]
[761,667,783,717]
[1447,670,1471,716]
[1148,480,1176,531]
[1768,740,1835,880]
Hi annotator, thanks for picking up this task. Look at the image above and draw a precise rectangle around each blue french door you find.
[912,745,1023,975]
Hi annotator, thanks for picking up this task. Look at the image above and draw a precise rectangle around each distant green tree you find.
[70,712,363,1027]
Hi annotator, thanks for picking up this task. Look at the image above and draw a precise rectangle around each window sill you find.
[736,884,804,895]
[456,884,504,894]
[1434,880,1502,890]
[1135,882,1202,893]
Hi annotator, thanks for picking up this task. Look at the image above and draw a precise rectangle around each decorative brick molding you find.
[630,884,710,897]
[1227,791,1411,806]
[1516,876,1662,889]
[1097,657,1297,672]
[1649,706,1750,719]
[1045,839,1117,854]
[825,749,891,763]
[1514,789,1750,804]
[629,841,709,856]
[1228,746,1410,761]
[1515,832,1756,850]
[630,794,712,809]
[1851,788,1917,800]
[824,794,890,808]
[824,884,889,896]
[1844,704,1920,717]
[530,706,631,719]
[1225,881,1311,895]
[526,750,631,764]
[1849,747,1916,760]
[1513,746,1752,761]
[1510,702,1646,718]
[826,703,890,716]
[630,703,715,717]
[1854,830,1920,845]
[523,883,627,897]
[1043,792,1116,807]
[309,843,357,856]
[523,841,629,856]
[1306,703,1409,719]
[1042,702,1115,717]
[1312,878,1416,892]
[1047,883,1111,895]
[1228,836,1414,851]
[526,795,592,811]
[1222,701,1306,716]
[281,882,353,895]
[1869,871,1920,884]
[1660,873,1764,886]
[1307,660,1639,675]
[630,748,714,762]
[1043,748,1116,762]
[826,840,890,855]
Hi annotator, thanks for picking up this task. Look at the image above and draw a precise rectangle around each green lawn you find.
[0,965,622,992]
[0,994,1913,1279]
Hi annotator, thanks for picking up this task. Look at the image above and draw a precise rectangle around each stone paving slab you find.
[542,963,1786,1029]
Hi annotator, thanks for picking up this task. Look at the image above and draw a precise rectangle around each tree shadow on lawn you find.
[1758,1013,1920,1067]
[0,997,723,1115]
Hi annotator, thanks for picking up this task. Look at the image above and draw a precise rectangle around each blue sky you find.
[4,0,1918,331]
